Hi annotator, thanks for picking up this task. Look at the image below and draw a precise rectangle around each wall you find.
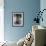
[40,0,46,27]
[4,0,40,42]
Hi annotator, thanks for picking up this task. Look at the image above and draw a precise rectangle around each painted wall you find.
[40,0,46,27]
[4,0,40,42]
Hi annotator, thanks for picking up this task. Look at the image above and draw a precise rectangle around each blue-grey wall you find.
[4,0,40,42]
[40,0,46,27]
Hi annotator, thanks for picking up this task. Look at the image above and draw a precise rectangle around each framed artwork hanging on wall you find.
[12,12,24,27]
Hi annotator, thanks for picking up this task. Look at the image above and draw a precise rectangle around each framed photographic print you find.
[12,12,24,27]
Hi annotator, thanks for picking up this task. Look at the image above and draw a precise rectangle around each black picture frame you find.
[12,12,24,27]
